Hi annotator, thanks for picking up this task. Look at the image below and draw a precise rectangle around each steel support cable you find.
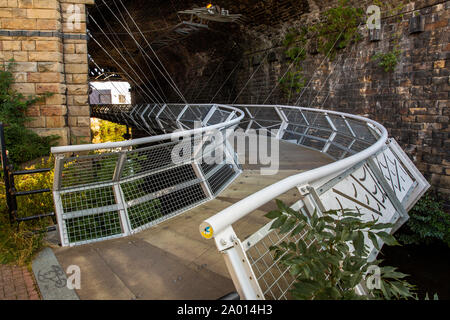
[90,16,162,104]
[96,7,166,105]
[193,43,237,103]
[105,81,155,136]
[117,1,187,104]
[307,49,345,108]
[115,0,187,103]
[89,34,156,104]
[261,44,306,105]
[107,0,187,103]
[98,0,182,103]
[318,27,364,110]
[232,48,272,104]
[307,23,363,109]
[110,0,169,103]
[89,33,157,105]
[293,28,346,107]
[210,59,243,104]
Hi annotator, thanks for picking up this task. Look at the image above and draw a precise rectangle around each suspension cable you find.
[101,0,187,103]
[110,0,169,103]
[96,8,166,104]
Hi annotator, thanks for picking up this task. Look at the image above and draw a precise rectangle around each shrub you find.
[372,48,401,72]
[0,158,54,265]
[265,200,416,300]
[0,60,59,166]
[396,192,450,247]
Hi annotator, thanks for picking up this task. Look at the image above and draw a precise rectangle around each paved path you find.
[0,264,40,300]
[53,140,332,299]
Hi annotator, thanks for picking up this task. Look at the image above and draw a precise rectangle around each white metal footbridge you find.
[51,103,429,300]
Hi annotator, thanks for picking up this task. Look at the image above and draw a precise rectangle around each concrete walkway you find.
[52,140,332,299]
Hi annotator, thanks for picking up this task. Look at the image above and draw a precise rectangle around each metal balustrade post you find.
[322,114,337,154]
[53,154,67,246]
[215,227,264,300]
[113,151,131,236]
[202,105,218,126]
[274,106,288,140]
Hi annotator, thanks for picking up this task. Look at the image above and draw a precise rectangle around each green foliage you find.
[0,158,54,265]
[396,192,450,247]
[279,28,308,100]
[0,60,59,165]
[309,0,364,60]
[278,1,363,99]
[91,119,127,144]
[265,200,416,300]
[372,48,401,72]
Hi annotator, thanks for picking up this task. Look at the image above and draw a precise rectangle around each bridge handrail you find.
[200,104,389,241]
[51,104,245,154]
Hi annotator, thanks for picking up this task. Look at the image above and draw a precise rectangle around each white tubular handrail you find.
[199,105,389,240]
[51,104,245,154]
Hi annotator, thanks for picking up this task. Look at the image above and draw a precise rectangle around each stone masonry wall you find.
[0,0,94,145]
[174,0,449,197]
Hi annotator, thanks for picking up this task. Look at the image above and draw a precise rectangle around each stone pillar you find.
[0,0,94,146]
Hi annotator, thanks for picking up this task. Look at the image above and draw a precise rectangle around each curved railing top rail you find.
[200,104,389,240]
[51,104,245,154]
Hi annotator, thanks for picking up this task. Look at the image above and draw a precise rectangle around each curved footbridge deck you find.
[53,140,332,299]
[50,103,429,300]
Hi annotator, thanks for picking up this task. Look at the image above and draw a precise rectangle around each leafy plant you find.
[279,28,308,100]
[372,48,401,72]
[396,192,450,247]
[91,118,127,144]
[0,158,54,265]
[265,200,416,300]
[0,60,59,165]
[308,0,364,60]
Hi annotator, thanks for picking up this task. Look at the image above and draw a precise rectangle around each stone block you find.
[66,84,87,95]
[41,105,66,116]
[13,51,28,61]
[37,61,62,72]
[36,18,59,30]
[12,61,37,72]
[26,8,57,19]
[45,116,64,128]
[36,83,64,94]
[21,40,35,51]
[27,72,61,83]
[35,40,60,52]
[33,0,58,9]
[68,105,89,116]
[18,0,32,8]
[2,40,21,51]
[1,18,36,29]
[64,63,87,74]
[64,53,87,64]
[29,51,62,62]
[11,82,35,94]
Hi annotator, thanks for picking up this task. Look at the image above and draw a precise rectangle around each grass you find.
[0,157,54,266]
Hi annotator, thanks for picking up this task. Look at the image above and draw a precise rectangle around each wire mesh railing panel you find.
[244,211,310,300]
[53,104,244,246]
[60,186,117,213]
[60,153,119,189]
[206,163,238,195]
[346,119,378,143]
[120,141,191,179]
[62,210,124,245]
[121,164,200,203]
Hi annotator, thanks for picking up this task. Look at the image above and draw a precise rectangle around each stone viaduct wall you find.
[0,0,94,145]
[172,0,449,197]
